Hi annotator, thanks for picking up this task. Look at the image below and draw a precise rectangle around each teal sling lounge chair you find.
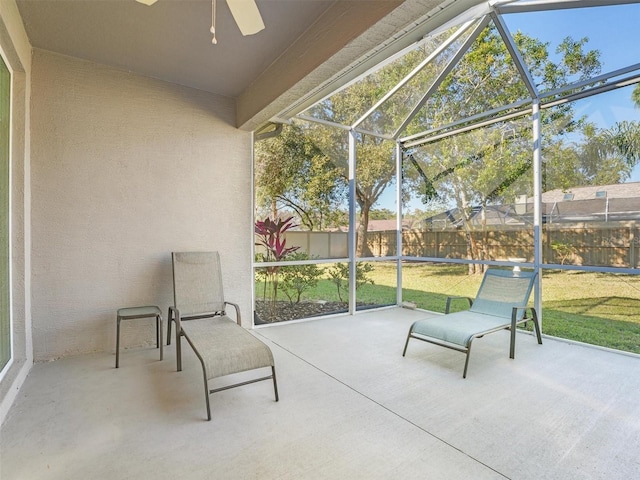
[403,269,542,378]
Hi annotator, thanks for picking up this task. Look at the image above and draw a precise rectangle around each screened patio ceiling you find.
[291,0,640,148]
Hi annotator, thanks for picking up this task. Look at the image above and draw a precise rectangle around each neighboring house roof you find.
[423,182,640,229]
[541,182,640,202]
[542,182,640,203]
[366,219,412,231]
[328,219,412,233]
[425,205,523,229]
[542,183,640,223]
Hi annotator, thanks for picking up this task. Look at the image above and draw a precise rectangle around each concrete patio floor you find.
[2,307,639,479]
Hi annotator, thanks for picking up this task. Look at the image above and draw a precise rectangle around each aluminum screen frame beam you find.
[390,16,492,139]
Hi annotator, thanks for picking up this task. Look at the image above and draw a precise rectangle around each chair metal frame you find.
[403,269,542,378]
[168,251,278,420]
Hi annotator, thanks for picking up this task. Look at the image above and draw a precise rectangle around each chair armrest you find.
[445,296,473,314]
[169,306,182,331]
[225,301,242,325]
[511,305,536,325]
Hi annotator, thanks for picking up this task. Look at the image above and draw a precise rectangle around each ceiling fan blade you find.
[135,0,158,5]
[226,0,265,36]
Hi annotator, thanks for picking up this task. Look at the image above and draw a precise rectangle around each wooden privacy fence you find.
[273,221,640,268]
[543,223,639,268]
[401,229,533,261]
[399,221,640,268]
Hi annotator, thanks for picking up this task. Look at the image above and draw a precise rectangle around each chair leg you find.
[531,309,543,345]
[462,343,472,378]
[181,333,211,420]
[171,309,183,371]
[166,308,172,346]
[175,316,182,372]
[272,366,279,402]
[402,330,413,356]
[203,375,212,421]
[176,331,182,372]
[196,352,211,421]
[115,317,121,368]
[158,316,163,361]
[510,323,517,359]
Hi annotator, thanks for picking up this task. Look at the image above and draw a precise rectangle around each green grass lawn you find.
[256,262,640,354]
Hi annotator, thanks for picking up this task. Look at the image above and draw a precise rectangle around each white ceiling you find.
[16,0,338,98]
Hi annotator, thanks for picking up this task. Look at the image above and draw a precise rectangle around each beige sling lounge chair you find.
[167,251,278,420]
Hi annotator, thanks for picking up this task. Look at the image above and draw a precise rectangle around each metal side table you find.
[116,306,163,368]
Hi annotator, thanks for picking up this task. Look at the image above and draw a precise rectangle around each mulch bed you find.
[254,300,349,324]
[254,300,391,324]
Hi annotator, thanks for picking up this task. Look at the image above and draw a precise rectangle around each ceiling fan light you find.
[136,0,159,5]
[226,0,265,36]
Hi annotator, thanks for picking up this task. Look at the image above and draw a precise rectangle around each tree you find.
[574,121,639,185]
[632,83,640,109]
[257,39,441,256]
[369,208,396,220]
[544,88,640,191]
[605,85,640,173]
[302,97,407,256]
[255,123,346,231]
[405,25,603,272]
[604,120,640,164]
[256,110,400,257]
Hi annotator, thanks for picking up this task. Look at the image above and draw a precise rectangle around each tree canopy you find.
[255,123,347,231]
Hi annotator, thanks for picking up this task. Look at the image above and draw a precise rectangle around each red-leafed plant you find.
[255,216,299,261]
[255,216,300,317]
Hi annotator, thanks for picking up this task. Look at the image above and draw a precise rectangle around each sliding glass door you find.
[0,54,10,372]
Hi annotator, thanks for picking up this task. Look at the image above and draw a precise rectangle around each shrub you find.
[279,252,323,304]
[551,241,577,265]
[327,262,374,302]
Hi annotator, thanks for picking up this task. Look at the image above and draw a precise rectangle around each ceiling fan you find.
[136,0,265,44]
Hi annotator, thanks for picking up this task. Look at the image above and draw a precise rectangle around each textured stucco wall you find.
[30,50,253,361]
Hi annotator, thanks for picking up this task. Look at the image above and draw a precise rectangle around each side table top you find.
[117,306,162,319]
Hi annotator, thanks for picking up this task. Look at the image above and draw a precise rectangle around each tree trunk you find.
[480,203,488,273]
[466,230,482,275]
[357,203,374,257]
[455,177,483,274]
